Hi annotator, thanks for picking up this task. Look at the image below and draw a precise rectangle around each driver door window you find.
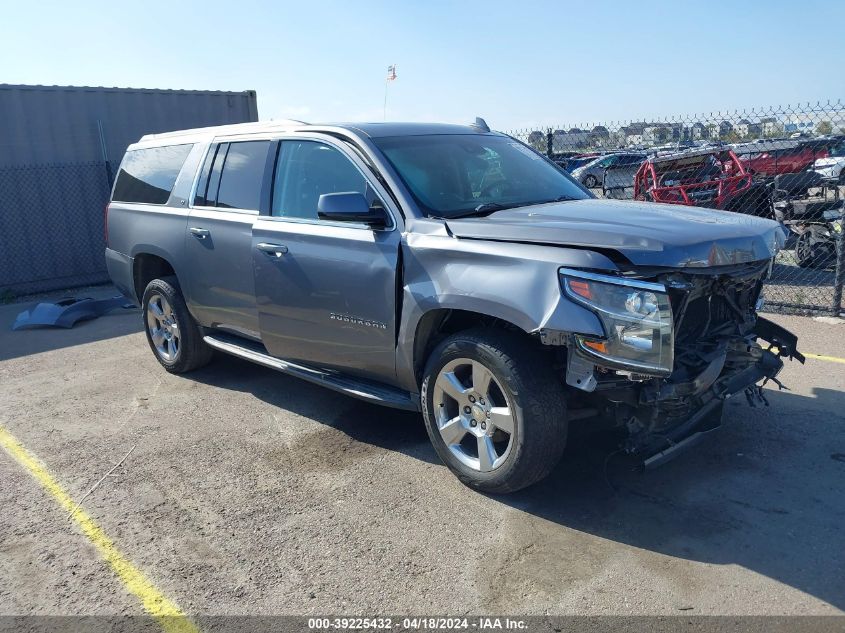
[272,141,368,219]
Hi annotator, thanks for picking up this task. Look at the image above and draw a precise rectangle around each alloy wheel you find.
[432,357,515,472]
[146,293,180,361]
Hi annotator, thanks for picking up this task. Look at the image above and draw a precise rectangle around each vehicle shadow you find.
[188,354,844,610]
[503,386,845,611]
[188,355,437,465]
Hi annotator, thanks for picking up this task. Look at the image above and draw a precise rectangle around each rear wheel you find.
[421,329,567,494]
[142,277,213,373]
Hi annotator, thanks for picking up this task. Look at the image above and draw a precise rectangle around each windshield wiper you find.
[440,196,577,220]
[525,195,578,206]
[444,202,514,219]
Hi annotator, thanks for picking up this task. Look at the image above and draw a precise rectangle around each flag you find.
[387,64,397,81]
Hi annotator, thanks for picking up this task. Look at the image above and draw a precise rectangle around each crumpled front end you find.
[563,260,805,467]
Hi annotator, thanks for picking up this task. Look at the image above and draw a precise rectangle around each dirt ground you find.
[1,286,843,617]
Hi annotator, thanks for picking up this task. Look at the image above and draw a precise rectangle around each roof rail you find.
[140,118,310,141]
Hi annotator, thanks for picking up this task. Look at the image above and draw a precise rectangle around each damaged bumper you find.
[636,317,804,467]
[567,315,804,469]
[551,259,806,469]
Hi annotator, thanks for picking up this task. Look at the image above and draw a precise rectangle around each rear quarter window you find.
[215,141,272,210]
[112,144,194,204]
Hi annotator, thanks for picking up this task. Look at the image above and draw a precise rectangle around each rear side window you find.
[195,141,273,210]
[112,144,193,204]
[216,141,272,210]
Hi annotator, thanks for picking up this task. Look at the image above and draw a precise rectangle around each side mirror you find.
[317,192,388,229]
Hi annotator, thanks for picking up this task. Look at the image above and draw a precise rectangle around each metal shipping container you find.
[0,84,259,295]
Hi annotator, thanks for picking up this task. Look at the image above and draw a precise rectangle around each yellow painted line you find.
[803,352,845,365]
[0,426,198,633]
[770,347,845,365]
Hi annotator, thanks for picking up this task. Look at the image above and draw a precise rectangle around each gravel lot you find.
[1,286,843,617]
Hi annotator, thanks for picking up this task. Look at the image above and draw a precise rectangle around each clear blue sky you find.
[2,0,843,131]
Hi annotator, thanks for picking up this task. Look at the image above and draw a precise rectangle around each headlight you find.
[560,268,674,375]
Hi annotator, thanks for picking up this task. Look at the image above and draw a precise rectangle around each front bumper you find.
[630,317,804,467]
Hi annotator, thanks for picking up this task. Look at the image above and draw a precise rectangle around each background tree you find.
[816,120,833,135]
[526,130,545,151]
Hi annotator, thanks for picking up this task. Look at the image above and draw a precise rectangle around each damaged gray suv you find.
[105,119,804,493]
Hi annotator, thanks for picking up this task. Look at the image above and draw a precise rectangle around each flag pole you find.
[384,64,396,121]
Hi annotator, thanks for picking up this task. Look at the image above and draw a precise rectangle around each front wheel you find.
[583,174,598,189]
[421,329,568,494]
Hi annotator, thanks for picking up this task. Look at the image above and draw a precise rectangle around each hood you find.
[445,199,784,268]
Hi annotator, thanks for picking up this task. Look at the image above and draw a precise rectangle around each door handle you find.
[189,227,210,239]
[256,242,288,257]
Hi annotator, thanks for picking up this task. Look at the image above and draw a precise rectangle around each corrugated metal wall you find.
[0,85,258,295]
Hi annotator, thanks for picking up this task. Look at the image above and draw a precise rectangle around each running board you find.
[203,333,420,411]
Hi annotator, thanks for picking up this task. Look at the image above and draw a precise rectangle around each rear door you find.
[184,139,275,337]
[252,137,401,383]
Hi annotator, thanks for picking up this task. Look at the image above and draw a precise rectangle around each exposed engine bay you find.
[564,259,805,467]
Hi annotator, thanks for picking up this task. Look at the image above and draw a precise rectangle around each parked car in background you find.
[561,152,601,173]
[602,162,643,199]
[105,119,802,493]
[550,151,580,170]
[812,138,845,183]
[730,139,829,178]
[572,153,646,188]
[634,148,752,209]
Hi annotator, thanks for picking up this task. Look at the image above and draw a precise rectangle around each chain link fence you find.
[1,104,843,316]
[0,162,112,296]
[506,101,845,316]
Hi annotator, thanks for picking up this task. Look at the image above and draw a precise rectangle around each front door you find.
[252,138,400,384]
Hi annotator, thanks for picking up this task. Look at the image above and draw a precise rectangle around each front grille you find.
[662,263,768,370]
[674,293,740,344]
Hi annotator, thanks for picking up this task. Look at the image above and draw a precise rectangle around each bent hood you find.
[445,199,785,268]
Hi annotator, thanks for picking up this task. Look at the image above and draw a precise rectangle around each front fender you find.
[395,231,610,392]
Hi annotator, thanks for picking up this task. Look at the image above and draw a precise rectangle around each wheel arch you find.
[132,251,178,304]
[411,307,537,389]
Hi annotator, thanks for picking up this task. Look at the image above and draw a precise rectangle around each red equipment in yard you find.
[634,148,752,209]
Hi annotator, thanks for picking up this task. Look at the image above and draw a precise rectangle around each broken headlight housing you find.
[560,268,674,376]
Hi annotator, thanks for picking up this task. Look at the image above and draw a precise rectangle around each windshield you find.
[373,134,590,218]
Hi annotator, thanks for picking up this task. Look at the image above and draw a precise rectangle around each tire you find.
[794,230,834,269]
[142,276,213,373]
[583,174,598,189]
[420,328,568,494]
